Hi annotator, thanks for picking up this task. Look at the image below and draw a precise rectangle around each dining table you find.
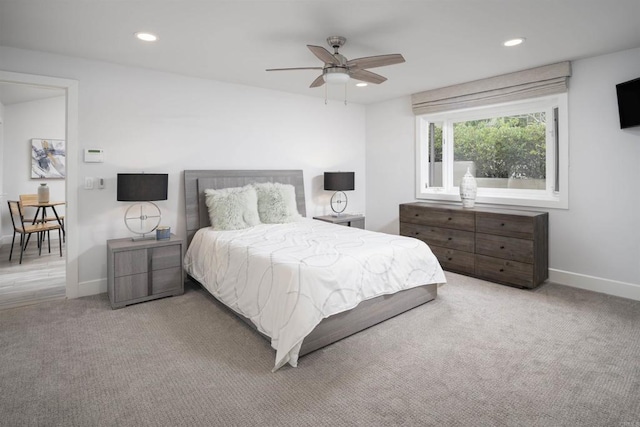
[21,200,66,237]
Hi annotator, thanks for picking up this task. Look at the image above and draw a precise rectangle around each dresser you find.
[107,235,184,309]
[399,202,548,288]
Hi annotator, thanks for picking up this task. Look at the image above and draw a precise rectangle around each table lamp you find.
[324,171,354,216]
[117,173,168,240]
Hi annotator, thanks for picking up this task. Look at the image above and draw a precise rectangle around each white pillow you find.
[204,185,261,230]
[252,182,302,224]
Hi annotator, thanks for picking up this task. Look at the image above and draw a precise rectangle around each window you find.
[416,94,568,209]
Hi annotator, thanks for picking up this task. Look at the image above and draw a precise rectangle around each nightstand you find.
[313,214,365,229]
[107,234,184,309]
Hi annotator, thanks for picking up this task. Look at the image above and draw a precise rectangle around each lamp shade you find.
[117,173,168,201]
[324,172,355,191]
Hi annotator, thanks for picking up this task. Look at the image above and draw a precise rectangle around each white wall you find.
[366,47,640,300]
[0,46,366,296]
[365,96,415,235]
[0,96,66,238]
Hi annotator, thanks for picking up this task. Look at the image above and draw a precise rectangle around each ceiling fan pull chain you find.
[325,84,328,105]
[344,84,348,106]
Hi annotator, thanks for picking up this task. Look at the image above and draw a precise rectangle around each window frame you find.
[415,94,569,209]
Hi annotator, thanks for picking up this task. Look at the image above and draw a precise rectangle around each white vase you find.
[37,183,50,203]
[459,167,477,208]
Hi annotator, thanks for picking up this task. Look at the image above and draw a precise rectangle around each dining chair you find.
[7,201,62,264]
[19,194,65,226]
[19,193,65,242]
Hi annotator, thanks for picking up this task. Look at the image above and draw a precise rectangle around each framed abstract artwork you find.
[31,138,66,179]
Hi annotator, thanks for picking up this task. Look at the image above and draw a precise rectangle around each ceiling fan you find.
[266,36,405,88]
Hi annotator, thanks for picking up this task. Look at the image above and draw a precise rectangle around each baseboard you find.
[549,269,640,301]
[77,278,107,297]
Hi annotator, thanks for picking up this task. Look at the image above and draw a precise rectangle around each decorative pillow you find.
[252,182,302,224]
[204,185,261,230]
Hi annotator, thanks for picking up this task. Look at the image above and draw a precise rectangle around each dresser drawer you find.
[401,223,474,252]
[114,273,149,302]
[151,267,183,294]
[400,204,474,231]
[475,255,534,288]
[114,249,148,277]
[430,246,475,275]
[476,213,535,239]
[476,233,533,264]
[151,245,182,270]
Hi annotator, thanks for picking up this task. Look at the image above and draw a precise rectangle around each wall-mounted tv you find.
[616,77,640,129]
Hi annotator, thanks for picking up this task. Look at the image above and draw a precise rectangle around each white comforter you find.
[184,218,446,370]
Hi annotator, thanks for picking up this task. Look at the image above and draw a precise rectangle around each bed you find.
[183,170,446,370]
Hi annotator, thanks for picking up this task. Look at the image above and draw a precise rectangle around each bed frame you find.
[184,170,438,357]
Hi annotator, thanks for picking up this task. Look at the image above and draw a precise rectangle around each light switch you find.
[85,177,94,190]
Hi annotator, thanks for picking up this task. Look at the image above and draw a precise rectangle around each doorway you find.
[0,70,78,305]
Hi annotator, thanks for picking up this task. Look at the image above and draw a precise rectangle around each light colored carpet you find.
[1,272,639,426]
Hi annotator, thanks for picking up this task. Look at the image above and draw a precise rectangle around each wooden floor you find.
[0,235,65,310]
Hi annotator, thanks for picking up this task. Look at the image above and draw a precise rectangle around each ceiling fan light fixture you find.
[323,68,350,84]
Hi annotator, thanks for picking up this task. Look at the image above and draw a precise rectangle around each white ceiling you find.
[1,0,639,105]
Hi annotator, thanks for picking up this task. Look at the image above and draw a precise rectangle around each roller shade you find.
[412,61,571,115]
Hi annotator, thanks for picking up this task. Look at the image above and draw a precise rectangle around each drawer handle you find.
[448,217,452,221]
[415,213,419,217]
[499,268,504,272]
[500,245,505,249]
[447,257,453,261]
[415,232,420,235]
[501,223,505,226]
[448,237,452,241]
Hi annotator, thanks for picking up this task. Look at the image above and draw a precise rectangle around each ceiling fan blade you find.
[309,75,325,88]
[266,67,324,71]
[347,54,405,70]
[307,45,338,65]
[349,69,387,84]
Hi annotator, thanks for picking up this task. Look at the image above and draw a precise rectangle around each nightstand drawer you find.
[313,215,365,229]
[347,217,365,229]
[475,255,534,288]
[400,204,474,231]
[151,245,182,270]
[401,223,474,252]
[476,233,533,263]
[114,249,147,277]
[430,246,475,275]
[151,267,183,294]
[476,213,534,239]
[114,273,149,302]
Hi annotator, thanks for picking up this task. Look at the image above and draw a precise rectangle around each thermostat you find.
[84,148,104,163]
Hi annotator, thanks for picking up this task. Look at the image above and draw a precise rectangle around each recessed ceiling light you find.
[356,82,368,87]
[503,38,525,47]
[135,32,158,42]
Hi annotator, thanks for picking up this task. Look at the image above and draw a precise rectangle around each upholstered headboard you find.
[184,170,306,246]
